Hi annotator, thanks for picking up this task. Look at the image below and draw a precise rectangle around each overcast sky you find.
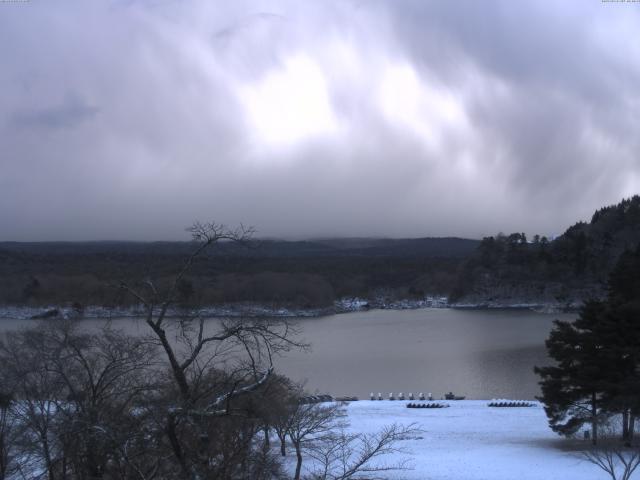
[1,0,639,241]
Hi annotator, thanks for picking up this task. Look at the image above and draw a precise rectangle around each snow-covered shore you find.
[0,297,446,320]
[323,400,602,480]
[0,296,576,321]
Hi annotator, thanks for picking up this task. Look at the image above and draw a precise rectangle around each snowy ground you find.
[306,400,606,480]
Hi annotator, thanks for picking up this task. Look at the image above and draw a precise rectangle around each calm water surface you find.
[0,308,574,400]
[276,308,574,400]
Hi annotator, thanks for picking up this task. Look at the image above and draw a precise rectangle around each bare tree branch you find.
[582,422,640,480]
[308,423,422,480]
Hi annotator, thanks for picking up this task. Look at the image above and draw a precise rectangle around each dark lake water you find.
[0,308,575,400]
[275,308,574,400]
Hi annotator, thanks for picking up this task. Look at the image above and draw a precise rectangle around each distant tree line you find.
[0,239,470,310]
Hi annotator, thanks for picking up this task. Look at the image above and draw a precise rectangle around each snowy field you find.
[314,400,605,480]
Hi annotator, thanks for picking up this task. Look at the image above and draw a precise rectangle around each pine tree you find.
[535,301,611,445]
[600,245,640,444]
[536,244,640,445]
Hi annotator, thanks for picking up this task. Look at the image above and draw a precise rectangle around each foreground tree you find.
[536,244,640,445]
[0,317,303,480]
[583,422,640,480]
[601,246,640,445]
[0,321,158,479]
[287,401,345,480]
[535,300,611,444]
[118,222,307,479]
[307,423,421,480]
[0,391,16,480]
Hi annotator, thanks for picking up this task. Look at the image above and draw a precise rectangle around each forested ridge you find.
[450,196,640,307]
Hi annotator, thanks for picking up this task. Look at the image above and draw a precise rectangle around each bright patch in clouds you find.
[377,62,468,149]
[239,54,339,149]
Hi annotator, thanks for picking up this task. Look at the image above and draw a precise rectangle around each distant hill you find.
[0,236,479,309]
[6,196,636,312]
[310,237,479,257]
[450,196,640,307]
[0,236,478,258]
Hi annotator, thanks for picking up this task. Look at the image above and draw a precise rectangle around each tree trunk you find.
[591,392,598,446]
[623,409,629,442]
[263,425,270,450]
[622,408,629,446]
[61,454,67,480]
[278,433,286,456]
[629,414,636,446]
[0,439,6,480]
[293,442,303,480]
[166,415,190,479]
[0,431,7,480]
[86,431,105,480]
[147,321,191,401]
[42,433,55,480]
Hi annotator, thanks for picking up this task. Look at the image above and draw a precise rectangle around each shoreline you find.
[0,297,579,321]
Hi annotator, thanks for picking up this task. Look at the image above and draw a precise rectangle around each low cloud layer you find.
[1,0,639,240]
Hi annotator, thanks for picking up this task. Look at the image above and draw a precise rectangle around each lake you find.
[276,308,574,400]
[0,308,574,400]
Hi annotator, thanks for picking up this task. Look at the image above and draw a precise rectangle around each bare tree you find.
[282,395,421,480]
[286,402,346,480]
[307,423,421,480]
[583,422,640,480]
[118,222,307,479]
[238,373,296,454]
[269,378,300,458]
[0,321,160,480]
[1,326,66,480]
[50,324,159,479]
[0,391,17,480]
[583,445,640,480]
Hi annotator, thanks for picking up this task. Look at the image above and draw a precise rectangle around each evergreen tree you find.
[535,300,611,445]
[600,245,640,444]
[536,244,640,445]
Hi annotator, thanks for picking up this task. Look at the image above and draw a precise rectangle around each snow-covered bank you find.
[0,296,449,320]
[449,302,578,313]
[0,295,576,321]
[0,304,331,321]
[333,400,601,480]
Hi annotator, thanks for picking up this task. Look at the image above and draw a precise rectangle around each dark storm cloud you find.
[0,0,638,240]
[10,97,99,130]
